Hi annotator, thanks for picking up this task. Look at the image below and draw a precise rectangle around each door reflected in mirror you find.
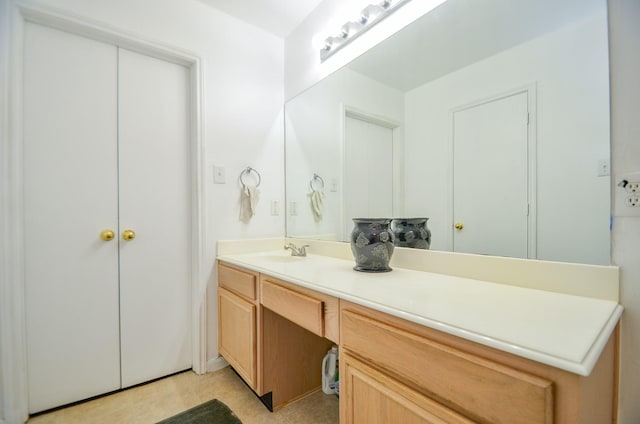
[285,0,610,265]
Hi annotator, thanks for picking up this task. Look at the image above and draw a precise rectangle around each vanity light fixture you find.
[320,0,411,62]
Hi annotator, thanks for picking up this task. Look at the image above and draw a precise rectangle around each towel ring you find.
[240,166,261,187]
[310,173,325,191]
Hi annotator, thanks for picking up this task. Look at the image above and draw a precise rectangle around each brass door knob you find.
[122,229,136,241]
[454,222,464,230]
[100,229,115,241]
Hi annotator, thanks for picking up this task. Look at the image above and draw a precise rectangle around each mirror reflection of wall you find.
[285,0,610,265]
[285,68,405,240]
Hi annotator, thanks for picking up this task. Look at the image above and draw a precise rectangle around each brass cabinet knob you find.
[454,222,464,230]
[100,229,115,241]
[122,229,136,241]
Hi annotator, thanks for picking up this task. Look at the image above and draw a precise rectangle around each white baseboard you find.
[206,356,229,373]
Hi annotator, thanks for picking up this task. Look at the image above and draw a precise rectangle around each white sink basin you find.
[255,254,307,263]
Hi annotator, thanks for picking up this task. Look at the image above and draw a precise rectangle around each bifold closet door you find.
[344,115,394,239]
[24,24,192,412]
[23,23,121,413]
[117,48,192,388]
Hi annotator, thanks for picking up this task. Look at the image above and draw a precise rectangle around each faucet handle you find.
[283,242,309,256]
[298,245,310,256]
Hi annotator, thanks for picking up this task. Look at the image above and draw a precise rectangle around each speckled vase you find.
[390,218,431,249]
[350,218,394,272]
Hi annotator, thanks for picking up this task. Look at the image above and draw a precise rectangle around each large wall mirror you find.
[285,0,610,265]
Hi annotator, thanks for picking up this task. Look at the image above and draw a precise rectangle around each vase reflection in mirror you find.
[350,218,395,272]
[391,218,431,249]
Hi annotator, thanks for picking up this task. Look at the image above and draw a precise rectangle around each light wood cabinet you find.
[342,353,474,424]
[340,301,618,424]
[218,288,257,389]
[218,262,258,300]
[259,275,338,408]
[260,275,340,344]
[217,263,261,392]
[262,279,324,336]
[218,261,618,423]
[217,263,337,410]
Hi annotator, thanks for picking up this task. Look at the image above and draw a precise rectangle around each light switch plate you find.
[614,172,640,217]
[270,200,280,216]
[597,159,610,177]
[213,164,226,184]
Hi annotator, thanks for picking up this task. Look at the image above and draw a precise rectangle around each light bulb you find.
[361,4,384,23]
[320,0,413,62]
[341,21,364,38]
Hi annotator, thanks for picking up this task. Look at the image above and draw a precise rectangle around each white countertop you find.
[217,249,622,376]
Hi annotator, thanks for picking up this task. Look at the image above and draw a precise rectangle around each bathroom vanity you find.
[218,261,337,409]
[217,239,621,423]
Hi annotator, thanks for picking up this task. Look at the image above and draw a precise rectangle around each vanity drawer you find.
[261,278,324,337]
[218,262,258,301]
[341,309,554,424]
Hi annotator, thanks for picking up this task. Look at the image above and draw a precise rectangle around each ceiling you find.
[198,0,325,38]
[348,0,605,92]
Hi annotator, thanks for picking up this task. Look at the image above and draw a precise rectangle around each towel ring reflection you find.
[240,166,261,187]
[310,173,325,191]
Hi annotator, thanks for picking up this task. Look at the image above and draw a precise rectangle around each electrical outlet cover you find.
[614,172,640,217]
[626,195,640,207]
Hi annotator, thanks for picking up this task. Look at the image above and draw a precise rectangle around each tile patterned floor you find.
[27,367,339,424]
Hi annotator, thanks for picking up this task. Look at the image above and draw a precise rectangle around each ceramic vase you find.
[350,218,394,272]
[390,218,431,249]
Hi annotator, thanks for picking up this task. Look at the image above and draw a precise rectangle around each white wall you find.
[609,0,640,422]
[0,0,284,408]
[285,67,404,240]
[0,0,13,420]
[404,13,610,265]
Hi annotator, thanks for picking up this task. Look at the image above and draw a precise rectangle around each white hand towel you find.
[310,189,324,221]
[240,184,259,221]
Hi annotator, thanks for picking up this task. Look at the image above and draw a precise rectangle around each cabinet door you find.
[342,354,475,424]
[342,309,553,423]
[118,48,192,388]
[218,288,257,390]
[23,22,120,413]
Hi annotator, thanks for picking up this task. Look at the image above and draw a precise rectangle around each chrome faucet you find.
[284,242,309,257]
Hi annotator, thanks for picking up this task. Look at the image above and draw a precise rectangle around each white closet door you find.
[117,48,192,387]
[23,23,120,413]
[344,116,394,239]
